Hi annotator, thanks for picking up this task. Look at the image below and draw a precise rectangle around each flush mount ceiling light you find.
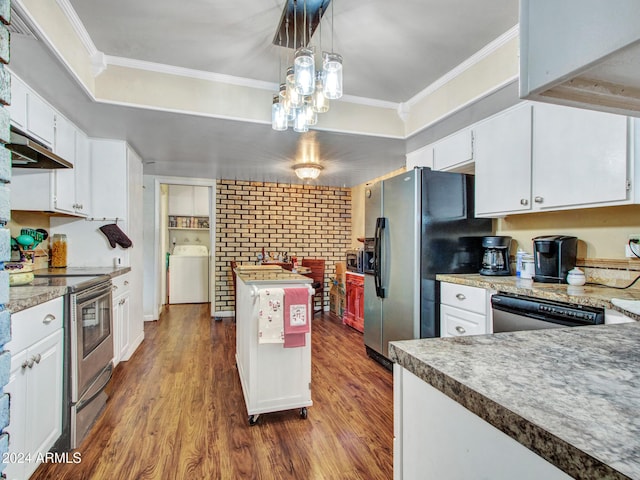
[271,0,342,132]
[293,162,323,180]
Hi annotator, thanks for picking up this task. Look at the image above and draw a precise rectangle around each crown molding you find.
[55,0,98,57]
[405,24,520,108]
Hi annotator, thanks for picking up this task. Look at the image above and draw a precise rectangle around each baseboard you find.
[121,332,144,361]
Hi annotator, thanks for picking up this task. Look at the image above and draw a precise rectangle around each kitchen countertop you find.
[7,266,131,314]
[437,273,640,321]
[236,269,313,285]
[389,322,640,480]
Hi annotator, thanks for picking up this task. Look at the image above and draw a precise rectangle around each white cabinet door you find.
[475,104,533,216]
[90,139,128,219]
[168,184,194,215]
[193,186,210,216]
[4,349,28,480]
[53,114,76,166]
[532,103,629,210]
[25,329,63,473]
[26,90,55,147]
[406,144,434,170]
[8,73,27,130]
[74,129,91,216]
[432,128,473,171]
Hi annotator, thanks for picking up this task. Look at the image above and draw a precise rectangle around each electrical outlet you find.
[626,234,640,258]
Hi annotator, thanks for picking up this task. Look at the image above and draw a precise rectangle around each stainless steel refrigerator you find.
[363,167,492,361]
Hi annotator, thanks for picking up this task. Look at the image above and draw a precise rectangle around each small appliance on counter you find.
[532,235,578,283]
[479,236,512,276]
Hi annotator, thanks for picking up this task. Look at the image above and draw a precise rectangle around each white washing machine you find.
[169,244,210,304]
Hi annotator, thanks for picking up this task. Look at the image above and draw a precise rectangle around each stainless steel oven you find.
[70,279,114,448]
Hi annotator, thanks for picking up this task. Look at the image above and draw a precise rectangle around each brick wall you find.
[216,180,351,313]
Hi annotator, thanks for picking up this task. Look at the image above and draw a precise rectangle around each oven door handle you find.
[76,287,112,306]
[76,362,113,412]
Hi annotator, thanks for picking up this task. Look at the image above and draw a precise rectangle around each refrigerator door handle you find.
[374,217,386,298]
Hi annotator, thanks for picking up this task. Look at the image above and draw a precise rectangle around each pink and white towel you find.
[283,287,310,348]
[258,288,284,344]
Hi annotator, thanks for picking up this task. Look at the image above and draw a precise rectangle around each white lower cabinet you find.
[112,273,131,366]
[5,298,64,480]
[440,282,492,337]
[394,365,572,480]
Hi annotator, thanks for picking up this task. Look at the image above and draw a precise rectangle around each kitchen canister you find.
[567,267,586,286]
[520,254,535,279]
[51,234,67,268]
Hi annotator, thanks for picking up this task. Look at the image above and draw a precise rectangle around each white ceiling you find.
[9,0,519,186]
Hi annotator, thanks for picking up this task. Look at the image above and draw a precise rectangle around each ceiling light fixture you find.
[293,162,323,180]
[272,0,342,133]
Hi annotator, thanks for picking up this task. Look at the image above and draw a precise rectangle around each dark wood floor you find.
[32,305,393,479]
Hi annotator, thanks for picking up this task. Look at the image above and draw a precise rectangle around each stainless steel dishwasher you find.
[491,293,605,332]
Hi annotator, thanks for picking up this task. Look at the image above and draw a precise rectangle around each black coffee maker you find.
[479,236,512,276]
[532,235,578,283]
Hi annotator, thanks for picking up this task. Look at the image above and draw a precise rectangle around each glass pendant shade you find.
[293,162,323,180]
[304,98,318,126]
[293,107,309,133]
[322,52,343,99]
[286,66,302,108]
[271,95,288,131]
[294,47,315,96]
[312,72,329,113]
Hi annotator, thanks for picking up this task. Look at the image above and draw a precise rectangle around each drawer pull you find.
[42,314,56,325]
[455,326,466,334]
[455,293,466,301]
[112,285,118,291]
[124,280,129,286]
[534,196,544,204]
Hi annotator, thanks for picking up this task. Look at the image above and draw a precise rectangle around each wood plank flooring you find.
[31,305,393,479]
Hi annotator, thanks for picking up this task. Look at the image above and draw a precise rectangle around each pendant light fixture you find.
[272,0,342,135]
[293,162,323,181]
[322,0,343,99]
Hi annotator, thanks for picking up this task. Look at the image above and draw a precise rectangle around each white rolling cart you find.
[234,266,314,425]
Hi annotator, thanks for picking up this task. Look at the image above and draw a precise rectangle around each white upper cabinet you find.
[168,185,209,216]
[432,128,474,172]
[475,102,633,218]
[8,73,55,148]
[531,103,629,210]
[53,114,76,166]
[74,130,91,216]
[475,104,533,216]
[520,0,640,117]
[406,144,434,170]
[90,139,128,220]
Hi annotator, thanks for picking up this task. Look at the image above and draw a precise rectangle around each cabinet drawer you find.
[440,305,487,338]
[8,297,64,353]
[111,273,131,297]
[440,282,487,315]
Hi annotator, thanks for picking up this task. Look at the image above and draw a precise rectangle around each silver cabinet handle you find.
[112,285,118,291]
[124,280,129,286]
[455,326,466,334]
[534,196,544,203]
[455,293,466,301]
[22,358,35,369]
[520,198,529,206]
[119,298,126,305]
[33,354,41,364]
[42,314,56,325]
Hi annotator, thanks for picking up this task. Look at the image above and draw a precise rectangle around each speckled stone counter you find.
[389,323,640,480]
[437,273,640,321]
[7,266,132,313]
[235,269,312,285]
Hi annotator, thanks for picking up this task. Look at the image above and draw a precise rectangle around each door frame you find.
[147,175,216,319]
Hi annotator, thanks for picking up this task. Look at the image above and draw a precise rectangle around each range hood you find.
[6,128,72,169]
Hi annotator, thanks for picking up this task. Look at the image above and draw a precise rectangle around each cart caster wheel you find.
[300,407,308,419]
[248,415,259,426]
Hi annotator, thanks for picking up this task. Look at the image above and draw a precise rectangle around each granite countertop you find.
[236,269,313,285]
[7,266,132,313]
[389,322,640,480]
[437,273,640,321]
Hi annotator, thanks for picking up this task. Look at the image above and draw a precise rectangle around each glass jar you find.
[51,234,67,268]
